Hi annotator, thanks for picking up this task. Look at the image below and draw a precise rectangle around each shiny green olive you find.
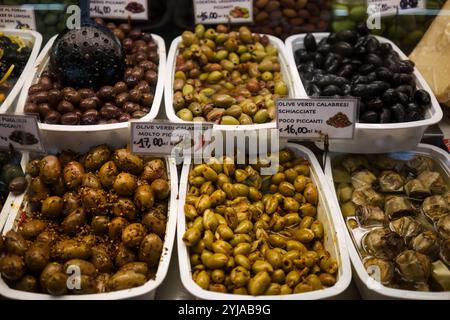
[183,227,201,247]
[271,269,286,284]
[212,240,233,255]
[248,271,271,296]
[230,266,250,287]
[204,253,229,269]
[233,243,251,256]
[294,228,315,243]
[234,254,251,270]
[211,269,226,284]
[311,221,324,239]
[194,270,210,290]
[300,203,317,217]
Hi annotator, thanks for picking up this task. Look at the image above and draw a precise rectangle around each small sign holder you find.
[0,114,44,153]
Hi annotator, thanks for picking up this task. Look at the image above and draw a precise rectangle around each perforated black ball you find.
[49,25,125,89]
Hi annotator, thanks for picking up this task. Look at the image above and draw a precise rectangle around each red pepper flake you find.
[18,211,27,227]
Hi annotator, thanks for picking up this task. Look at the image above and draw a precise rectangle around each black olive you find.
[353,43,366,56]
[352,75,369,85]
[324,53,336,68]
[409,0,418,8]
[325,60,340,73]
[315,74,332,88]
[406,110,422,122]
[366,54,383,67]
[407,102,420,113]
[396,92,410,105]
[326,33,337,44]
[317,43,332,54]
[396,85,414,97]
[391,103,406,122]
[337,64,355,78]
[302,72,314,81]
[356,22,369,36]
[398,60,415,74]
[304,33,317,52]
[360,110,379,123]
[359,101,367,114]
[351,84,372,98]
[365,36,380,53]
[382,89,398,105]
[322,85,342,96]
[308,84,321,96]
[336,30,358,44]
[334,76,349,88]
[414,89,431,106]
[367,98,383,110]
[299,63,314,74]
[367,72,377,83]
[379,108,392,123]
[379,43,392,55]
[313,53,324,68]
[359,64,375,74]
[392,73,413,86]
[342,84,352,95]
[376,67,393,82]
[334,41,353,57]
[295,49,313,62]
[371,81,390,94]
[400,0,408,9]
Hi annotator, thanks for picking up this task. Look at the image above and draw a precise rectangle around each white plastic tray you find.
[165,35,297,132]
[15,34,166,153]
[285,33,443,154]
[325,143,450,300]
[0,151,178,300]
[177,143,351,300]
[0,29,42,114]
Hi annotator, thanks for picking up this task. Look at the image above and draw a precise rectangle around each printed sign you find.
[130,121,213,156]
[0,5,36,30]
[193,0,253,24]
[90,0,149,20]
[0,115,44,152]
[277,98,358,140]
[367,0,426,14]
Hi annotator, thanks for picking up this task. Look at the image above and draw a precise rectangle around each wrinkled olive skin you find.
[5,144,170,296]
[183,148,334,295]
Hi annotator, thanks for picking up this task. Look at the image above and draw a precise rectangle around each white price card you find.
[90,0,149,20]
[0,115,44,152]
[130,121,214,156]
[277,98,358,140]
[193,0,253,24]
[367,0,426,14]
[0,5,36,30]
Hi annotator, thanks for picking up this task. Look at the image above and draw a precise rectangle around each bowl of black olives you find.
[285,24,442,153]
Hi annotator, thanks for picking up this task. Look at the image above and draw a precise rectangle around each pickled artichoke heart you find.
[437,215,450,239]
[395,250,431,283]
[422,195,449,222]
[363,257,394,285]
[417,171,446,195]
[341,155,369,173]
[410,231,440,260]
[373,155,398,171]
[389,216,422,243]
[384,196,415,220]
[351,170,377,190]
[362,228,405,260]
[404,179,430,200]
[441,239,450,266]
[356,205,387,227]
[351,188,384,208]
[406,156,434,175]
[378,171,405,193]
[336,183,353,203]
[332,167,351,184]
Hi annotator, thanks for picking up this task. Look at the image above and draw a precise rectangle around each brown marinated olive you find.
[100,104,121,120]
[114,81,128,94]
[39,103,52,118]
[118,113,131,122]
[97,86,116,101]
[47,89,63,106]
[38,77,53,91]
[79,98,98,111]
[132,111,147,119]
[44,111,61,124]
[81,110,100,125]
[115,93,129,107]
[78,88,95,99]
[24,102,39,114]
[61,112,80,125]
[57,100,75,114]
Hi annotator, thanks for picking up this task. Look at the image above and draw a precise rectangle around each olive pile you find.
[24,20,159,125]
[332,154,450,291]
[0,150,27,209]
[0,145,170,295]
[182,149,338,295]
[173,25,288,125]
[295,25,432,124]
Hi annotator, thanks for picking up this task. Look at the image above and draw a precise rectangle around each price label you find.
[0,115,44,152]
[367,0,426,14]
[130,121,214,156]
[277,98,358,140]
[0,5,36,30]
[193,0,253,24]
[90,0,148,20]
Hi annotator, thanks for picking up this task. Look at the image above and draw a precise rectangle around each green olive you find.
[294,228,315,243]
[247,271,271,295]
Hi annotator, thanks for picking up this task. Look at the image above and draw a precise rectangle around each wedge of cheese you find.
[410,0,450,106]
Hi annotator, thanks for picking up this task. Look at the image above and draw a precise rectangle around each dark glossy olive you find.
[304,33,317,52]
[358,64,375,74]
[97,86,116,101]
[396,92,410,105]
[24,102,39,115]
[44,110,61,124]
[366,72,377,83]
[322,85,342,96]
[355,22,369,35]
[379,43,393,55]
[336,30,358,44]
[333,42,353,57]
[100,103,121,120]
[114,81,128,94]
[9,176,27,195]
[337,64,354,78]
[376,67,393,82]
[414,89,431,106]
[391,103,406,122]
[317,43,332,54]
[382,89,397,106]
[352,75,369,85]
[396,85,414,97]
[313,53,324,68]
[365,36,380,53]
[398,60,415,74]
[295,49,313,62]
[365,54,382,67]
[308,84,321,96]
[78,88,95,99]
[79,98,98,111]
[360,110,379,123]
[47,89,63,106]
[379,108,392,123]
[39,103,52,118]
[392,73,414,86]
[359,101,367,114]
[57,101,75,114]
[60,112,80,125]
[367,98,383,111]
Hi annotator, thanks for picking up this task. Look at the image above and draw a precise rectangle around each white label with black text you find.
[367,0,426,14]
[0,115,44,152]
[90,0,148,20]
[0,5,36,30]
[277,98,358,140]
[194,0,253,24]
[131,121,213,155]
